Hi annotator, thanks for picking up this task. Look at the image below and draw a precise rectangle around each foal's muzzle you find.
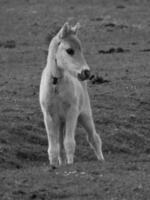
[78,69,91,81]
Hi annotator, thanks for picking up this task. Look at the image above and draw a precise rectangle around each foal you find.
[39,22,104,167]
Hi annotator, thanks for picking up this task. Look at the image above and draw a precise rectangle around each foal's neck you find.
[46,37,63,79]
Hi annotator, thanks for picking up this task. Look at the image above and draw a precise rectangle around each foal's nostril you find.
[78,69,91,81]
[83,69,90,78]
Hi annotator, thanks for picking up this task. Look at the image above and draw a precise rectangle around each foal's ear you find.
[58,22,70,39]
[71,22,81,35]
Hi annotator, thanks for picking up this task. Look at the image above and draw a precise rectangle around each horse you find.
[39,22,104,167]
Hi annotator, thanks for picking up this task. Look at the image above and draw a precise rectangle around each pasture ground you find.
[0,0,150,199]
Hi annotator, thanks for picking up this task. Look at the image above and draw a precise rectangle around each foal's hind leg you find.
[43,111,59,167]
[79,113,104,161]
[58,122,66,165]
[64,108,78,164]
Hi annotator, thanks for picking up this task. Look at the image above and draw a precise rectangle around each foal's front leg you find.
[43,111,60,167]
[64,108,78,164]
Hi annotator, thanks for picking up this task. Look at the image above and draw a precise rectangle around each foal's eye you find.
[66,48,75,56]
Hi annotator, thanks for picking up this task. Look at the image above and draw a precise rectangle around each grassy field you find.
[0,0,150,199]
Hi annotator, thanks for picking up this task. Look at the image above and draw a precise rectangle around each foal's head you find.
[54,22,90,81]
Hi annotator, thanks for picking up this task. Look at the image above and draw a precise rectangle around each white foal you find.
[39,22,104,167]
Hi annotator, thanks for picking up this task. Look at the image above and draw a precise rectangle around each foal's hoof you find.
[46,165,57,172]
[51,165,57,170]
[98,155,105,162]
[52,165,57,169]
[100,158,105,162]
